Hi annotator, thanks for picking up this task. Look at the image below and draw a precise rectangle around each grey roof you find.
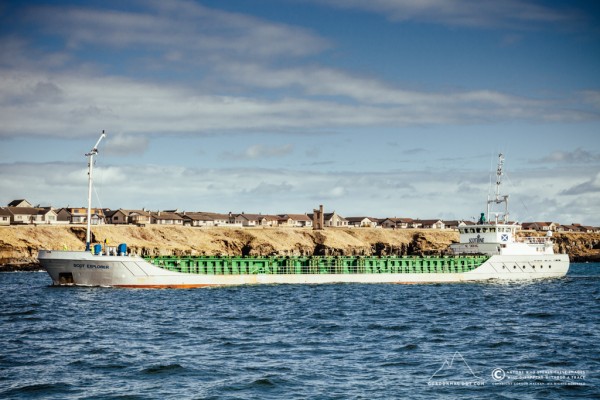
[7,199,31,207]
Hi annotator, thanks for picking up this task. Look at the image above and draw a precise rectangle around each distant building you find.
[151,211,183,225]
[277,214,313,228]
[66,208,106,225]
[0,208,11,226]
[234,213,279,227]
[128,210,152,226]
[55,208,72,224]
[346,217,378,228]
[105,209,129,225]
[307,211,348,227]
[7,199,33,208]
[180,212,231,227]
[4,207,57,225]
[442,220,468,230]
[412,219,445,229]
[379,218,414,229]
[521,222,559,232]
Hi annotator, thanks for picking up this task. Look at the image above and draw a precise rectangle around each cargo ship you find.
[38,134,569,287]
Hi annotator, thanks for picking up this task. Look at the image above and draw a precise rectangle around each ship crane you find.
[85,131,106,251]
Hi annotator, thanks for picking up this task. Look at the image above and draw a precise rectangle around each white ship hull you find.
[38,250,569,288]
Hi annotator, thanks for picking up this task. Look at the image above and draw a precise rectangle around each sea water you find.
[0,264,598,399]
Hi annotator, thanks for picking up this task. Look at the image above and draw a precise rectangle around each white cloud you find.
[1,67,594,140]
[1,1,597,141]
[311,0,583,28]
[243,144,294,159]
[560,172,600,195]
[2,160,599,225]
[536,148,600,164]
[28,1,329,60]
[103,134,150,156]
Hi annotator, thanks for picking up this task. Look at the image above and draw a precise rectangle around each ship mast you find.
[486,153,509,224]
[85,131,106,251]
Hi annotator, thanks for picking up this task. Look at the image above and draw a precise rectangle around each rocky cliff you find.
[1,225,599,270]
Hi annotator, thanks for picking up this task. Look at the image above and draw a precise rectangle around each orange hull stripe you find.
[114,284,216,289]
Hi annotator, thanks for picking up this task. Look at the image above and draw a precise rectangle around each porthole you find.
[532,265,535,269]
[513,266,516,269]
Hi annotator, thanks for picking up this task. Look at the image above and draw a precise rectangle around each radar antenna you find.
[486,153,509,224]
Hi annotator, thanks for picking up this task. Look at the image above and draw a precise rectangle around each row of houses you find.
[520,222,599,233]
[1,199,599,232]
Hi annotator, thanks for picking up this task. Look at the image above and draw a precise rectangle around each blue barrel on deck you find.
[93,244,102,255]
[118,243,127,255]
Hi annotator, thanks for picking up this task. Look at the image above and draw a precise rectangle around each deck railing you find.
[519,237,550,245]
[143,255,490,275]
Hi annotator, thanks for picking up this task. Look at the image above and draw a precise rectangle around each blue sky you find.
[1,0,599,224]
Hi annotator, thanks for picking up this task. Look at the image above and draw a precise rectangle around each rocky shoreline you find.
[1,225,599,271]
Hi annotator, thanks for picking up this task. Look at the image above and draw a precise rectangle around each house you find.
[7,199,33,208]
[521,222,559,232]
[55,208,72,224]
[151,211,183,225]
[575,224,596,233]
[277,215,294,227]
[128,210,152,226]
[209,212,238,226]
[4,207,57,224]
[346,217,378,228]
[235,213,260,227]
[307,212,348,227]
[66,208,106,224]
[560,224,579,232]
[277,214,313,227]
[379,218,414,229]
[106,209,129,225]
[0,208,11,226]
[102,209,151,225]
[39,208,58,224]
[414,219,445,229]
[235,213,279,227]
[180,212,216,227]
[442,220,468,230]
[180,212,239,227]
[6,207,37,224]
